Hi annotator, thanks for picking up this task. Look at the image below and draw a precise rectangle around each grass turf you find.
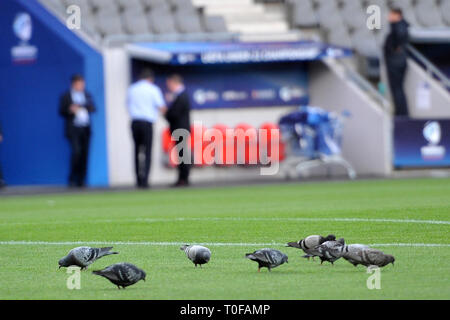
[0,178,449,300]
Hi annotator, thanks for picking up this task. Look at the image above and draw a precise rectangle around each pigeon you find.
[58,246,118,269]
[180,245,211,267]
[344,248,395,268]
[287,234,336,260]
[342,244,371,267]
[245,249,288,272]
[316,238,346,265]
[92,262,146,289]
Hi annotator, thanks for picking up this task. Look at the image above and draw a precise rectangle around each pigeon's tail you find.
[245,253,254,259]
[302,254,314,259]
[286,242,301,249]
[98,247,119,257]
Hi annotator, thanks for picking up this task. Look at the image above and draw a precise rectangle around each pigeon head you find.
[387,255,395,266]
[337,238,345,245]
[282,254,289,264]
[180,245,189,251]
[58,256,70,268]
[140,270,147,282]
[325,234,336,241]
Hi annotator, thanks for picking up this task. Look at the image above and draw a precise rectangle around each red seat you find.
[234,123,258,165]
[259,122,285,163]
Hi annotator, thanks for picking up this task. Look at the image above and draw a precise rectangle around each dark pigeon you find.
[58,246,118,269]
[92,262,146,289]
[245,248,288,272]
[180,245,211,267]
[342,244,370,267]
[345,248,395,268]
[316,238,346,265]
[287,234,336,260]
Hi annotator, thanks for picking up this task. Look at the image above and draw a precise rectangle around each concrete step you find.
[193,0,254,7]
[227,22,290,34]
[223,12,285,23]
[204,5,266,16]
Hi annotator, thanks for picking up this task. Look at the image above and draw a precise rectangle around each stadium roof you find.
[126,41,353,65]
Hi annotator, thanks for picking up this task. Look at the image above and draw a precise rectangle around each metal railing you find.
[407,44,450,91]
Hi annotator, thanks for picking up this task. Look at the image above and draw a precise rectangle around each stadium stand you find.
[39,0,230,41]
[283,0,450,59]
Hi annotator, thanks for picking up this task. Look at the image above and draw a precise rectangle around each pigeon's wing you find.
[343,250,363,265]
[71,247,94,266]
[93,266,120,282]
[119,263,142,283]
[320,242,344,258]
[247,250,271,263]
[304,235,321,249]
[364,249,386,266]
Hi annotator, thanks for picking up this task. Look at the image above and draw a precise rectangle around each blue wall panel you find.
[0,0,108,186]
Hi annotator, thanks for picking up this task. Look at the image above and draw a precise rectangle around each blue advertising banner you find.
[128,41,353,66]
[132,61,309,109]
[394,118,450,168]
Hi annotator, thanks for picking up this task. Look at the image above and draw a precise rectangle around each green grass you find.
[0,178,449,300]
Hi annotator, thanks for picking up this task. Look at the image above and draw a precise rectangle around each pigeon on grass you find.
[92,263,146,289]
[245,249,288,272]
[58,246,118,269]
[180,245,211,267]
[341,244,370,267]
[287,234,336,260]
[316,238,346,265]
[344,248,395,268]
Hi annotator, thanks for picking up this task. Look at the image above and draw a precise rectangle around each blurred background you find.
[0,0,449,190]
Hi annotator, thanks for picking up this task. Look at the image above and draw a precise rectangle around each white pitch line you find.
[1,217,449,226]
[0,241,449,248]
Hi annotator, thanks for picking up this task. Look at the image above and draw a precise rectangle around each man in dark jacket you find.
[59,74,96,187]
[384,8,410,116]
[0,122,5,189]
[165,74,191,187]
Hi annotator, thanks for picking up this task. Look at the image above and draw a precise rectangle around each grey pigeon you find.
[345,248,395,268]
[92,262,146,289]
[316,238,346,265]
[180,245,211,267]
[245,248,288,272]
[58,246,118,269]
[287,234,336,260]
[342,244,370,267]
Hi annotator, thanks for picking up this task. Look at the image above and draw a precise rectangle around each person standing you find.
[127,69,166,189]
[59,74,96,188]
[384,8,410,116]
[165,74,191,187]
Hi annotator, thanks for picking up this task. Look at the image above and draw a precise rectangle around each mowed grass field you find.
[0,178,449,300]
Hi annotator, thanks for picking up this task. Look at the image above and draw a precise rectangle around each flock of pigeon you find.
[57,234,395,289]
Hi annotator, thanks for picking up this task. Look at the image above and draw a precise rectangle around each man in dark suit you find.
[0,122,5,189]
[384,8,410,116]
[165,74,191,187]
[59,74,96,187]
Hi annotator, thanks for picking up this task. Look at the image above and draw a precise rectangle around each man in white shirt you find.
[127,69,167,189]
